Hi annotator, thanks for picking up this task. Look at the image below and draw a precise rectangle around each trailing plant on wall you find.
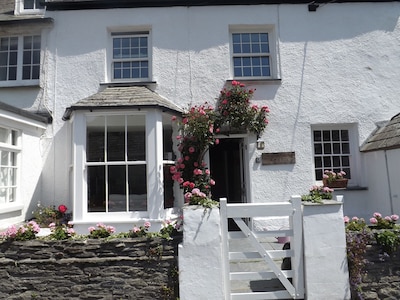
[171,81,269,206]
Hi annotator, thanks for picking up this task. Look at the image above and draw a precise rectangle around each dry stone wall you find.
[358,242,400,300]
[0,237,180,300]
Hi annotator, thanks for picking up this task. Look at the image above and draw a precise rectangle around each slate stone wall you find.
[358,242,400,300]
[0,237,180,300]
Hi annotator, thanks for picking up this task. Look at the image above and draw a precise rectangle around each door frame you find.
[205,134,252,205]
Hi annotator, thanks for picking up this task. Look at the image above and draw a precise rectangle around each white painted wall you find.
[0,110,46,229]
[2,2,400,224]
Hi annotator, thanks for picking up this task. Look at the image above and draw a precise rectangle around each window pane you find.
[323,156,331,168]
[1,151,9,165]
[314,143,322,155]
[0,127,8,143]
[341,130,349,141]
[107,115,125,161]
[87,116,105,162]
[163,123,174,160]
[313,130,321,142]
[24,0,34,9]
[0,188,6,204]
[323,130,331,141]
[314,157,322,168]
[127,115,145,161]
[323,143,331,154]
[164,164,174,208]
[128,165,147,211]
[342,143,350,154]
[87,166,106,212]
[108,165,127,212]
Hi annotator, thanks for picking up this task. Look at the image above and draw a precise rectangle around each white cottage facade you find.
[1,0,400,231]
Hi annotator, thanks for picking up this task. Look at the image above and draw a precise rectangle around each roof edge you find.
[0,102,52,124]
[45,0,399,10]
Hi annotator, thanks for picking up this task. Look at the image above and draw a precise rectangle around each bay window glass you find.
[0,127,19,204]
[86,115,147,212]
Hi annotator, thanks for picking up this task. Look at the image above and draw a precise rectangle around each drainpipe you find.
[384,150,394,215]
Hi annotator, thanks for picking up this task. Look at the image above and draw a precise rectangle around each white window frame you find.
[229,25,279,80]
[71,109,166,223]
[0,34,41,87]
[0,127,21,207]
[108,29,152,83]
[311,124,361,187]
[15,0,45,15]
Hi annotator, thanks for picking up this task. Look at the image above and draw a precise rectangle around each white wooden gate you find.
[220,196,304,300]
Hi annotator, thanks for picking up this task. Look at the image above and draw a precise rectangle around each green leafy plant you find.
[344,216,369,232]
[369,212,399,229]
[159,218,183,240]
[32,203,71,226]
[323,170,346,183]
[48,222,76,240]
[346,229,373,299]
[216,80,269,137]
[171,81,269,207]
[301,185,333,203]
[375,229,400,255]
[128,221,151,238]
[88,223,116,239]
[0,220,41,241]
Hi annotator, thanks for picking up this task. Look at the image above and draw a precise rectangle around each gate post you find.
[302,196,351,300]
[178,206,225,300]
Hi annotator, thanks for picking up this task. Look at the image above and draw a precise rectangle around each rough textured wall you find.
[358,243,400,300]
[0,238,180,300]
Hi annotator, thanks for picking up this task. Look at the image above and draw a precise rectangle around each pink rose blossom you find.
[373,212,382,218]
[144,221,151,228]
[391,214,399,221]
[369,217,378,224]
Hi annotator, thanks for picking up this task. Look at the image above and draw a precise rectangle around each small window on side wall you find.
[230,25,278,80]
[312,125,359,185]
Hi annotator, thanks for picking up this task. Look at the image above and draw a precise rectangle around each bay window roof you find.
[62,85,182,120]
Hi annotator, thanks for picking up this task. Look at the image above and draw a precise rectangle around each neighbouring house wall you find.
[0,237,180,299]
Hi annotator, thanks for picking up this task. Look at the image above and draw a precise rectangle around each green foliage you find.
[345,216,369,232]
[171,81,269,208]
[375,229,400,255]
[49,222,76,240]
[88,223,116,239]
[0,221,41,241]
[301,185,333,204]
[32,203,70,226]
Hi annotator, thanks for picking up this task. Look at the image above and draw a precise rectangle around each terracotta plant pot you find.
[323,178,348,189]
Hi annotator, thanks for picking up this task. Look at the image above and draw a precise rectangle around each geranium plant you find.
[323,170,346,183]
[369,212,399,229]
[171,81,269,207]
[301,185,334,203]
[128,221,151,238]
[0,220,41,241]
[49,221,76,240]
[88,223,116,239]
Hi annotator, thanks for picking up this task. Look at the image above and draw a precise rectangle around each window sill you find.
[226,78,282,85]
[0,203,24,215]
[101,81,157,88]
[0,82,40,89]
[333,186,368,191]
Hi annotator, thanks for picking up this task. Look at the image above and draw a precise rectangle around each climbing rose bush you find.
[171,81,269,206]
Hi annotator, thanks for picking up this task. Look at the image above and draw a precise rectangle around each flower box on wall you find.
[323,178,348,189]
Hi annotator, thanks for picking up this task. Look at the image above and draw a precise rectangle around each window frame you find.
[229,25,278,80]
[0,34,41,87]
[71,108,177,222]
[108,30,152,83]
[15,0,45,15]
[311,124,361,187]
[0,126,21,207]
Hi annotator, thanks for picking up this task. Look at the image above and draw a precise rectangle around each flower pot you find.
[323,178,348,189]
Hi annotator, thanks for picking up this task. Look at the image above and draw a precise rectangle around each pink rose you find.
[370,217,377,224]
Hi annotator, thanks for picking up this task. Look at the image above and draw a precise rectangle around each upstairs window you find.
[23,0,44,10]
[0,35,41,84]
[232,32,271,78]
[0,127,20,205]
[111,32,150,81]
